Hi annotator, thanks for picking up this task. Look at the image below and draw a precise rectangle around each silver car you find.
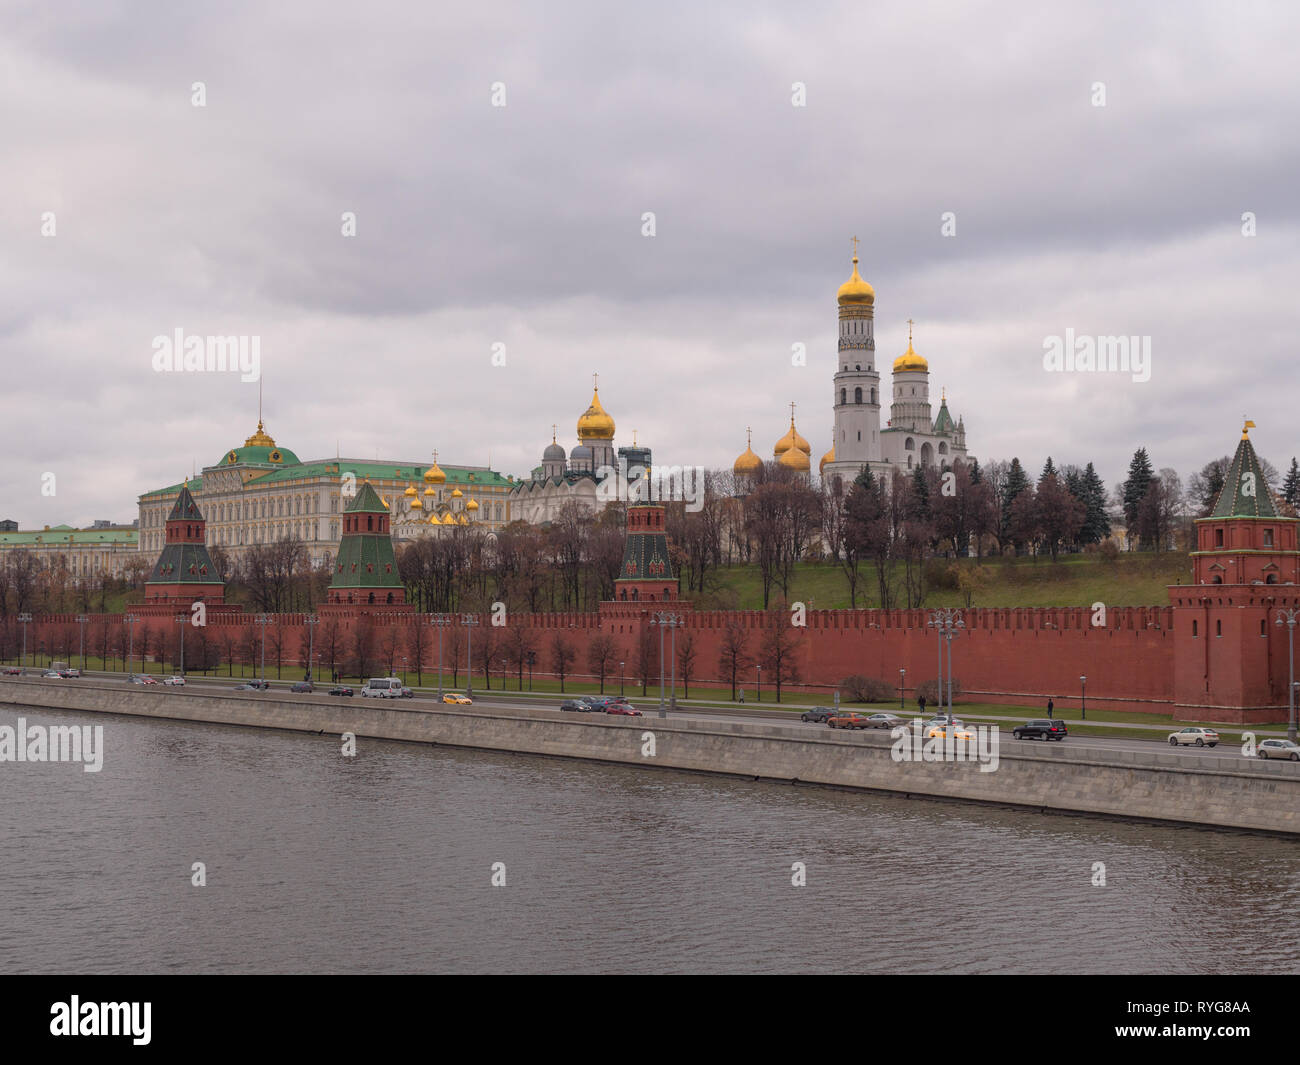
[1256,738,1300,761]
[1168,726,1219,748]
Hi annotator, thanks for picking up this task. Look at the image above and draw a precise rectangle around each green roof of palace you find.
[142,459,511,499]
[0,529,138,546]
[1210,433,1278,519]
[218,444,302,467]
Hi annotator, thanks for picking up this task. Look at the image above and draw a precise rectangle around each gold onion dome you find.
[423,485,434,497]
[733,429,762,477]
[779,446,811,472]
[837,254,875,306]
[404,483,418,497]
[423,457,446,484]
[774,417,811,457]
[410,495,423,510]
[893,321,929,373]
[577,386,616,441]
[820,445,835,473]
[466,498,479,511]
[451,487,463,498]
[244,420,276,447]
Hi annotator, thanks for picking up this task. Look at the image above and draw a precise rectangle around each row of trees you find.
[0,608,808,701]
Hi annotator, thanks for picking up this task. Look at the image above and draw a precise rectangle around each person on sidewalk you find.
[918,694,927,716]
[1047,697,1054,718]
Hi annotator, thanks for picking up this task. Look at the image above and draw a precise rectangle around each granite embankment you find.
[2,678,1296,834]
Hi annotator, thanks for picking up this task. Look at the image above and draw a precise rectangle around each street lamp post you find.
[461,614,479,696]
[928,609,965,724]
[304,614,319,683]
[1276,608,1299,743]
[526,650,535,691]
[1080,674,1087,721]
[619,660,625,698]
[757,665,762,704]
[174,614,187,677]
[899,668,906,711]
[124,614,138,678]
[430,614,452,698]
[76,614,89,673]
[255,614,273,685]
[17,613,32,670]
[650,612,681,718]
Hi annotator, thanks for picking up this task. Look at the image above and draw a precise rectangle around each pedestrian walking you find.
[1047,697,1054,718]
[918,694,927,715]
[738,688,745,704]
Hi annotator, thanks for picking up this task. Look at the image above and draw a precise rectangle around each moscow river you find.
[1,705,1297,974]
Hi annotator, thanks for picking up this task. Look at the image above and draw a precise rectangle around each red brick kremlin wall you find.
[13,603,1185,718]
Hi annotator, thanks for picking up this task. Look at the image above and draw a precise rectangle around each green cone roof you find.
[1211,433,1277,518]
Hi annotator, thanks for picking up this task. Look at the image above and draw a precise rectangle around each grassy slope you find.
[702,552,1191,610]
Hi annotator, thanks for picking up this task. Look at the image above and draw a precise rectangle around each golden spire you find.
[774,405,810,457]
[893,318,929,373]
[552,424,557,443]
[577,380,615,440]
[733,426,761,477]
[1243,418,1256,439]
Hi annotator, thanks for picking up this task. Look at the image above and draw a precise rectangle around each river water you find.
[1,706,1297,974]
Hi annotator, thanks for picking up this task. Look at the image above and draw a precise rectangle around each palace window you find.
[1263,529,1274,547]
[854,387,862,404]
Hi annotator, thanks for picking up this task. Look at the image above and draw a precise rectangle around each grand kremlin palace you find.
[136,420,515,568]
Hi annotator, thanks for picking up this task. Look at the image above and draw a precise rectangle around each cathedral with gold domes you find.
[734,243,970,493]
[511,377,650,525]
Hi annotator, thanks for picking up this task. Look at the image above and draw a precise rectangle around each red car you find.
[605,704,643,717]
[827,711,871,730]
[2,667,20,676]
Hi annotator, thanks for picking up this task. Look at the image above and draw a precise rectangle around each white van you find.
[361,678,402,698]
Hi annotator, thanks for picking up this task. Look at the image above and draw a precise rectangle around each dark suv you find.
[800,707,836,723]
[1013,719,1068,741]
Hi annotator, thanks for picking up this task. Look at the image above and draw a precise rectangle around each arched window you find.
[904,437,915,451]
[854,387,862,404]
[870,388,876,404]
[938,442,948,455]
[1266,573,1278,584]
[840,388,847,405]
[1216,620,1222,636]
[367,515,374,531]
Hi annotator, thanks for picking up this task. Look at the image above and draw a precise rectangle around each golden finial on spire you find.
[789,400,797,425]
[747,426,752,446]
[593,371,599,391]
[851,235,859,261]
[552,424,557,443]
[1243,418,1256,439]
[907,318,914,343]
[632,429,638,446]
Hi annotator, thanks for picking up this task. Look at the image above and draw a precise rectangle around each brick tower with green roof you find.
[1169,420,1300,722]
[613,449,681,603]
[327,480,407,606]
[144,481,226,604]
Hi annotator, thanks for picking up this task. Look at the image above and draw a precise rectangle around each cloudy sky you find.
[3,0,1298,526]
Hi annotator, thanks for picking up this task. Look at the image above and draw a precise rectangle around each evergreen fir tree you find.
[1080,462,1111,545]
[1121,447,1154,537]
[1039,456,1057,485]
[1283,458,1300,509]
[909,462,931,520]
[969,457,983,484]
[1001,457,1031,536]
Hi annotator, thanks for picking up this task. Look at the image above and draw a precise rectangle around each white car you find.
[162,675,186,686]
[1168,726,1219,748]
[42,671,62,679]
[1256,738,1300,761]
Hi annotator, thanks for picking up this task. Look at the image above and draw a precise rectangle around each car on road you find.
[1256,738,1300,761]
[58,668,81,678]
[1169,726,1219,748]
[865,713,907,729]
[923,716,965,733]
[927,723,977,740]
[234,680,269,691]
[291,681,314,693]
[1012,719,1067,741]
[162,675,186,686]
[827,711,871,730]
[42,671,63,679]
[128,674,158,685]
[361,678,404,698]
[801,707,836,723]
[605,704,643,716]
[442,693,473,705]
[328,686,354,697]
[1,667,20,675]
[560,699,588,712]
[579,696,615,710]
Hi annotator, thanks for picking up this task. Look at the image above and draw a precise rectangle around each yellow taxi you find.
[442,693,473,705]
[926,723,975,740]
